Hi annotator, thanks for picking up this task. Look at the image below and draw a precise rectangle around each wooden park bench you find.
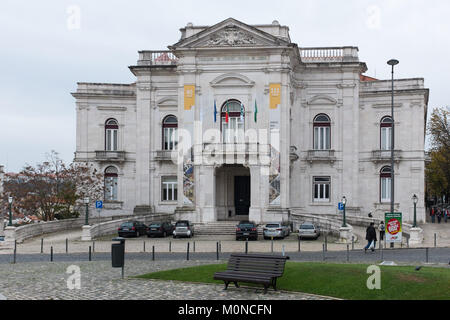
[213,253,290,294]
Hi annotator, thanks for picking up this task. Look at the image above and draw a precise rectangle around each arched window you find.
[380,166,392,203]
[162,115,178,150]
[313,114,331,150]
[105,119,119,151]
[104,166,118,201]
[221,100,244,143]
[380,116,393,151]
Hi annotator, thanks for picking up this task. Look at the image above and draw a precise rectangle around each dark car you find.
[118,221,147,238]
[236,221,258,241]
[147,222,174,238]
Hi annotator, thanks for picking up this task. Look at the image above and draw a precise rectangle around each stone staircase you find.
[194,221,264,236]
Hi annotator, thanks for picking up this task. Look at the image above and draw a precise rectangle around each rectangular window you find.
[314,127,330,150]
[106,129,118,151]
[313,177,331,202]
[162,176,178,202]
[164,128,178,150]
[381,177,391,203]
[222,117,244,143]
[381,127,392,151]
[104,177,118,201]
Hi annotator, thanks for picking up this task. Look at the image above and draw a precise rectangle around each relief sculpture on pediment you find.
[206,26,256,46]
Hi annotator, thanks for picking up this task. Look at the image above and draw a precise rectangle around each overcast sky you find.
[0,0,447,172]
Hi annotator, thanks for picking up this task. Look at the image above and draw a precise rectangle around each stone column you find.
[249,165,266,224]
[199,165,216,223]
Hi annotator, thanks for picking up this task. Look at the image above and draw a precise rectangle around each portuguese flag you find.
[225,102,229,124]
[254,100,258,123]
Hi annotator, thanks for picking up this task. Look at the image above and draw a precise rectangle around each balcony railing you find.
[306,150,336,163]
[137,51,178,66]
[95,151,126,162]
[300,47,358,63]
[201,143,271,164]
[371,150,402,163]
[154,150,177,162]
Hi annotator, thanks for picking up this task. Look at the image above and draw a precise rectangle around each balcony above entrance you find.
[201,142,271,165]
[371,150,402,164]
[95,151,126,162]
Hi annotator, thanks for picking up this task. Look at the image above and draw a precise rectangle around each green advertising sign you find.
[385,212,402,243]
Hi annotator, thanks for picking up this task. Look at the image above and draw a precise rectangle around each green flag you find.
[254,100,258,123]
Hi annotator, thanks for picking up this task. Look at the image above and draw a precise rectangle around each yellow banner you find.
[269,84,281,109]
[184,85,195,110]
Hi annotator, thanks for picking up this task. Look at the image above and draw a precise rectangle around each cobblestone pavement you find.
[0,260,336,300]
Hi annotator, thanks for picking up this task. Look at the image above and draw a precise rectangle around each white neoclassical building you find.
[72,18,429,224]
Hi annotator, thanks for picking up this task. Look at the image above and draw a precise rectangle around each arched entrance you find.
[215,164,250,221]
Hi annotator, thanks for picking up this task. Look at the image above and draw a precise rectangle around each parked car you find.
[298,223,320,240]
[173,220,194,238]
[263,222,290,239]
[147,222,174,238]
[117,221,148,238]
[236,221,258,241]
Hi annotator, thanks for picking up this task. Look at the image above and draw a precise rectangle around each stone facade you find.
[72,18,429,224]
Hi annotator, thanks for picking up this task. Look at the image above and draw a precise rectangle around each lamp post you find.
[342,196,347,227]
[412,194,418,228]
[387,59,399,217]
[84,197,90,226]
[8,196,13,227]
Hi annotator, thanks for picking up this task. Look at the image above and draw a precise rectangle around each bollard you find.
[66,238,68,254]
[298,236,301,252]
[216,242,219,261]
[169,241,172,253]
[245,239,248,254]
[282,245,285,257]
[434,234,437,248]
[187,242,190,261]
[93,241,95,253]
[271,237,274,253]
[407,237,409,249]
[50,246,53,262]
[41,238,44,254]
[13,248,16,264]
[89,246,92,262]
[193,241,196,253]
[14,240,17,253]
[351,236,354,251]
[143,241,146,253]
[346,244,350,262]
[426,248,429,263]
[325,235,328,252]
[152,246,155,261]
[381,245,384,260]
[322,244,325,261]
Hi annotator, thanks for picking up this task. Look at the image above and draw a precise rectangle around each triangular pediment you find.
[170,18,290,49]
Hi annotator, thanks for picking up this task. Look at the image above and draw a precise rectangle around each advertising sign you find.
[385,212,402,243]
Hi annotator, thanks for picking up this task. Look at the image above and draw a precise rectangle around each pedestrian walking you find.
[378,221,385,241]
[437,208,442,224]
[364,223,377,253]
[445,208,449,223]
[431,207,436,224]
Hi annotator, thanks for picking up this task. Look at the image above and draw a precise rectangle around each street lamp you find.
[8,196,13,227]
[412,194,418,228]
[387,59,399,218]
[342,196,347,227]
[84,197,90,226]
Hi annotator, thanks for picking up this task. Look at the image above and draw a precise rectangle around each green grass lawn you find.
[135,262,450,300]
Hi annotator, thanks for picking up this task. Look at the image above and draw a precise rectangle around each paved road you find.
[3,247,450,266]
[0,260,335,300]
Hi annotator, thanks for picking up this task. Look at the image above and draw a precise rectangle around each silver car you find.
[263,222,290,239]
[173,220,194,238]
[298,223,320,240]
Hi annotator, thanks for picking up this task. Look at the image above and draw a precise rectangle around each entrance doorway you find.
[235,176,250,215]
[215,165,251,221]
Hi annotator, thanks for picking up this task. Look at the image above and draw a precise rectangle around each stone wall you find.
[81,213,174,241]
